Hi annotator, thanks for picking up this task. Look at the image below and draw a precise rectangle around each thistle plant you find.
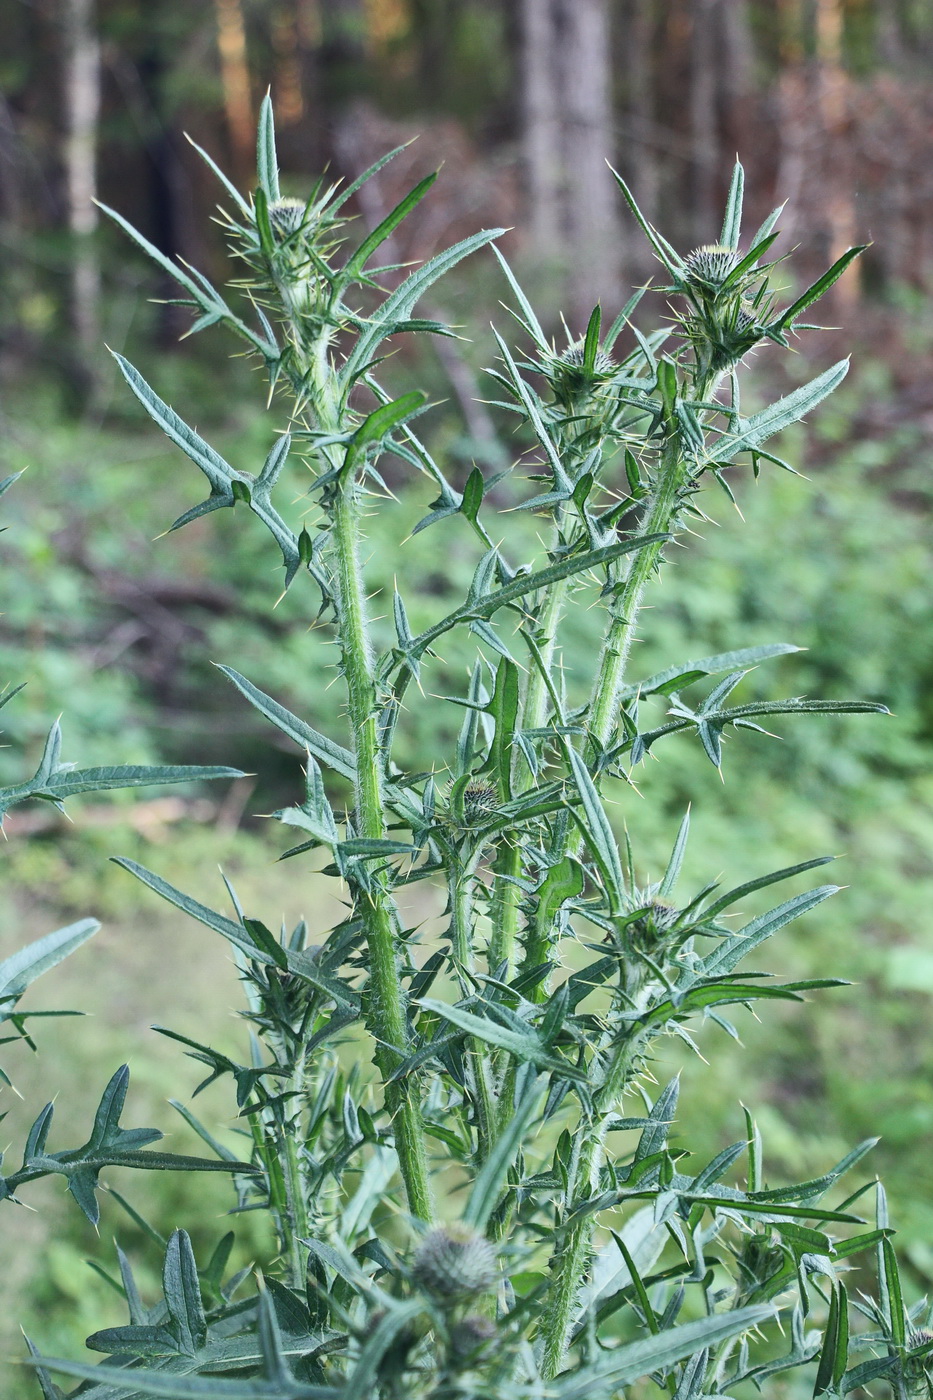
[6,102,929,1400]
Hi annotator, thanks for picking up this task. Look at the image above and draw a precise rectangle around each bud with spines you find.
[412,1224,498,1303]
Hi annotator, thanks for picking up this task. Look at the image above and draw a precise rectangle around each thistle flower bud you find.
[558,343,615,376]
[267,198,310,240]
[904,1329,933,1393]
[462,779,498,826]
[629,898,680,950]
[412,1224,497,1302]
[684,243,739,290]
[546,341,616,402]
[739,1232,785,1285]
[449,1314,497,1360]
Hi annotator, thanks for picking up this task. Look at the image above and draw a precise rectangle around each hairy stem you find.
[587,431,684,752]
[487,840,522,975]
[446,857,498,1159]
[540,1036,642,1378]
[330,485,434,1224]
[280,1088,310,1289]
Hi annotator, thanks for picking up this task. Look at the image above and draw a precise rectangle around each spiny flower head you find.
[267,197,311,239]
[461,779,499,826]
[627,897,680,950]
[904,1329,933,1393]
[545,339,616,404]
[684,243,740,290]
[412,1223,498,1302]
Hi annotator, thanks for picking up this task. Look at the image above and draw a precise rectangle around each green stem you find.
[540,1036,642,1378]
[522,568,571,738]
[448,861,474,973]
[518,441,685,991]
[587,431,684,752]
[330,486,434,1224]
[446,856,498,1160]
[280,1097,310,1289]
[497,527,572,998]
[487,840,522,975]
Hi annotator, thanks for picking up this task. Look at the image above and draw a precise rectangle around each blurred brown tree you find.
[4,0,933,393]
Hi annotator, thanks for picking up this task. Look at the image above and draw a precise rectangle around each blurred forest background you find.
[5,0,933,1371]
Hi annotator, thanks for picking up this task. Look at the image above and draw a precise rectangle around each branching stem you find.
[330,484,434,1224]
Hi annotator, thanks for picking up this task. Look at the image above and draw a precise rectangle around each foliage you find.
[4,100,927,1400]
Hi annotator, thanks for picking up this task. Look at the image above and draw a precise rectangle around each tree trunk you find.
[689,0,719,242]
[520,0,561,255]
[774,0,810,241]
[271,2,305,128]
[214,0,254,182]
[876,0,904,67]
[63,0,101,392]
[556,0,620,328]
[520,0,620,332]
[814,0,858,304]
[621,0,659,263]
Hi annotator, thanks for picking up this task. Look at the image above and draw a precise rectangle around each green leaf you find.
[610,1236,661,1333]
[701,855,836,923]
[243,919,289,970]
[112,355,303,581]
[461,466,485,525]
[482,658,520,801]
[656,357,678,420]
[773,247,866,333]
[0,919,98,1011]
[345,392,426,475]
[536,858,587,939]
[556,1305,774,1400]
[24,1360,336,1398]
[881,1236,905,1347]
[336,838,415,858]
[493,329,572,498]
[0,714,242,819]
[619,643,801,701]
[563,742,625,914]
[345,174,437,279]
[610,169,685,278]
[832,1227,890,1260]
[22,1337,65,1400]
[659,811,690,897]
[491,246,548,346]
[715,361,850,463]
[814,1284,849,1396]
[185,133,251,215]
[408,535,668,661]
[0,470,24,499]
[99,206,270,354]
[330,143,411,214]
[720,160,745,248]
[419,999,587,1081]
[464,1064,544,1230]
[341,227,505,387]
[163,1230,208,1354]
[634,1079,679,1162]
[583,304,602,372]
[37,763,241,801]
[256,93,281,203]
[8,1066,256,1225]
[111,859,272,964]
[218,667,355,781]
[456,662,486,775]
[702,885,840,977]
